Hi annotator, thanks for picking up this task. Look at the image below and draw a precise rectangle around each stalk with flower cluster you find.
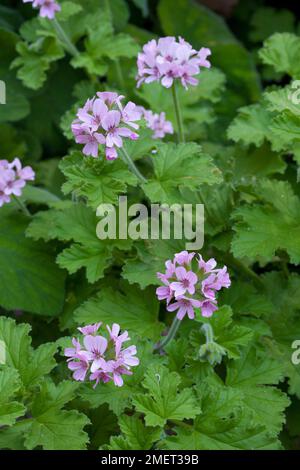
[154,251,231,350]
[71,92,148,183]
[136,36,211,143]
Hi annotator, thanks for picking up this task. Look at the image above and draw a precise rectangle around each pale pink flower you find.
[198,255,217,273]
[72,94,141,160]
[156,283,173,304]
[174,250,195,266]
[83,335,108,373]
[167,296,201,320]
[64,323,139,388]
[0,158,35,207]
[200,299,218,318]
[78,323,102,335]
[170,267,198,297]
[107,323,130,355]
[64,338,82,359]
[136,37,211,90]
[67,351,90,382]
[139,107,173,139]
[156,251,231,320]
[23,0,61,20]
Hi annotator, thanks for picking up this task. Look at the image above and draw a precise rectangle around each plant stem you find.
[172,81,185,143]
[201,323,214,344]
[52,18,79,58]
[154,316,181,351]
[120,148,147,184]
[12,195,31,217]
[114,59,125,90]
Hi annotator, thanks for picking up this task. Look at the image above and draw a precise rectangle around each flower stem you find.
[12,195,31,217]
[172,81,185,143]
[114,59,126,90]
[52,18,79,58]
[120,148,147,184]
[201,323,214,343]
[154,316,181,351]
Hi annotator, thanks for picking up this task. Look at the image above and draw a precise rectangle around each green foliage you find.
[0,0,299,452]
[0,213,65,316]
[59,152,138,209]
[143,143,222,204]
[133,365,200,427]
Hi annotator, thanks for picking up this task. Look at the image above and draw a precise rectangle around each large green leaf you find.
[133,364,200,427]
[0,214,65,316]
[142,142,222,204]
[74,284,163,340]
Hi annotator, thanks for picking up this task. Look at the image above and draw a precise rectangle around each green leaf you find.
[238,386,290,434]
[59,152,138,209]
[133,364,200,427]
[0,29,30,123]
[226,347,285,388]
[0,213,65,315]
[259,33,300,77]
[107,415,160,450]
[227,103,271,147]
[56,1,83,21]
[122,239,186,288]
[74,285,163,340]
[0,368,26,426]
[160,417,281,450]
[24,380,90,450]
[231,180,300,264]
[160,381,281,450]
[0,317,57,388]
[21,186,61,206]
[12,37,65,90]
[142,143,222,204]
[71,9,138,75]
[27,203,132,283]
[226,347,289,433]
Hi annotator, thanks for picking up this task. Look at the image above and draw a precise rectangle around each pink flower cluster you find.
[138,107,173,139]
[156,251,231,320]
[0,158,35,208]
[72,92,141,160]
[136,37,211,90]
[23,0,61,19]
[64,322,139,388]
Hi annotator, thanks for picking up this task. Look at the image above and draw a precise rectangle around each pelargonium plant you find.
[1,0,298,452]
[64,322,139,387]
